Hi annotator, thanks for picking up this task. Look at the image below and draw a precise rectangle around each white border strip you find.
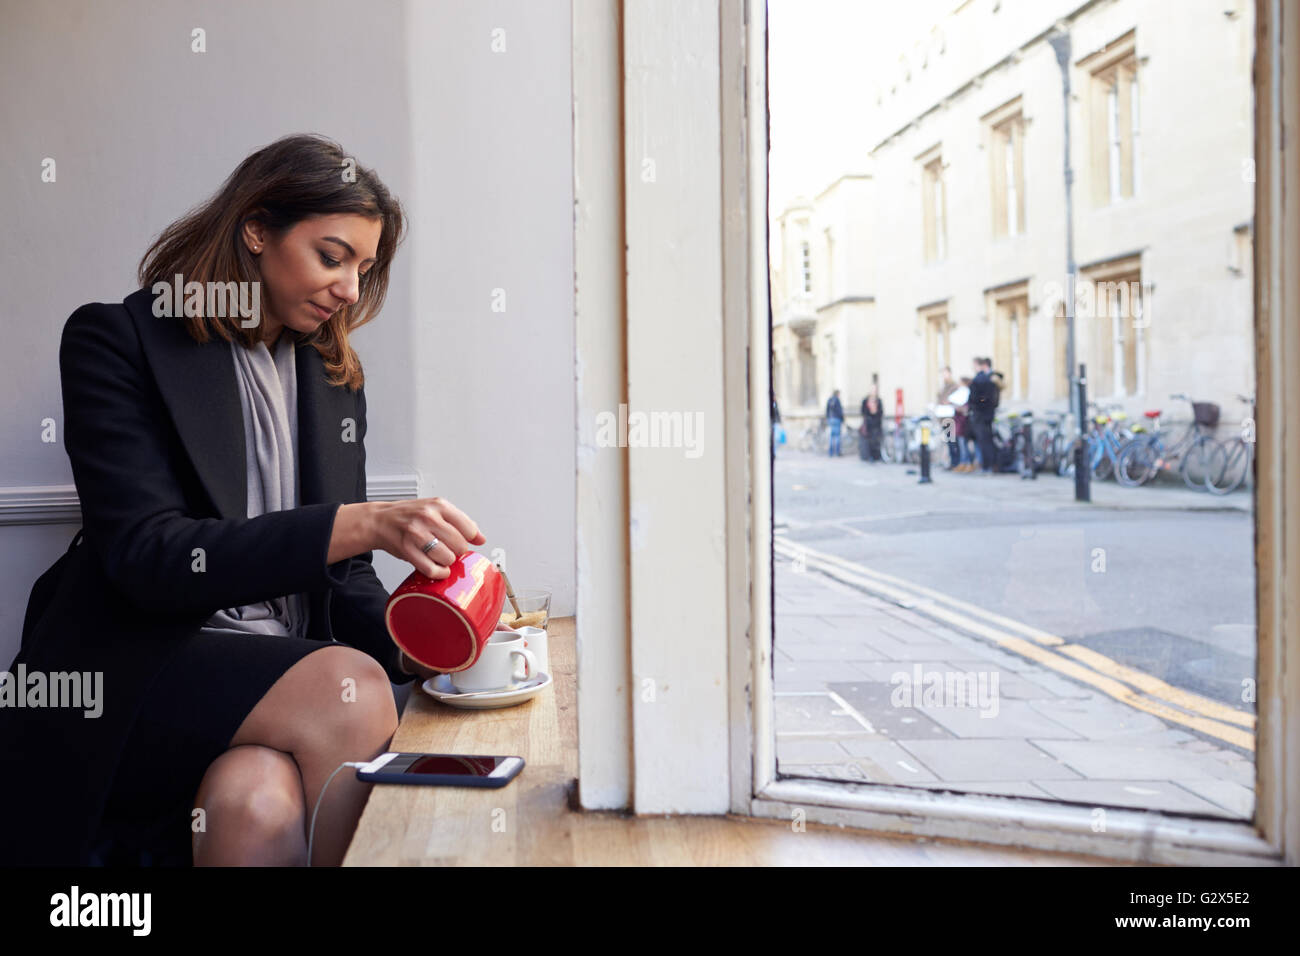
[0,475,422,526]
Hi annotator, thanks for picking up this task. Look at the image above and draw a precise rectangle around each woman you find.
[0,134,478,866]
[860,390,884,462]
[954,376,974,472]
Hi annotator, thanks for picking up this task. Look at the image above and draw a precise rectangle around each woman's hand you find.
[398,650,447,683]
[369,496,486,579]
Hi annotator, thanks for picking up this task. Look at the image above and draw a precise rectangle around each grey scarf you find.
[199,333,309,638]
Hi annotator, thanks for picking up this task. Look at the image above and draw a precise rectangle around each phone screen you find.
[388,754,513,777]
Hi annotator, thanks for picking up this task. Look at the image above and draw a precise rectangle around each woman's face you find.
[244,213,382,344]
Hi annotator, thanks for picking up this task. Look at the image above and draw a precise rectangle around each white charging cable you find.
[308,761,369,867]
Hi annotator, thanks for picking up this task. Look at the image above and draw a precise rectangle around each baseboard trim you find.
[0,475,423,527]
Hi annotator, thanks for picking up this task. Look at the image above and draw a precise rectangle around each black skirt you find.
[87,630,336,866]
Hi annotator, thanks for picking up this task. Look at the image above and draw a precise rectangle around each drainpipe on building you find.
[1049,25,1087,503]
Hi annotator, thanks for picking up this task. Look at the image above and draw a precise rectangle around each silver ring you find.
[422,537,441,554]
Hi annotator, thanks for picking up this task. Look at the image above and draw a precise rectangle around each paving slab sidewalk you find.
[773,558,1256,820]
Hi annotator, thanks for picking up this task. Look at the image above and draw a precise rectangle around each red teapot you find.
[384,550,507,672]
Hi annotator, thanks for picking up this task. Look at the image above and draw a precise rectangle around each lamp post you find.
[1049,26,1088,503]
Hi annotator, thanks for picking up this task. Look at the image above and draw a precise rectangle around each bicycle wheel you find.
[1206,438,1251,495]
[1034,432,1054,473]
[1091,439,1114,481]
[932,437,950,469]
[1057,437,1076,477]
[1116,440,1158,487]
[1053,434,1072,476]
[1010,433,1031,478]
[879,429,894,463]
[1180,437,1214,490]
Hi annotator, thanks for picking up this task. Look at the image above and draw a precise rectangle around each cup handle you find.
[511,648,539,684]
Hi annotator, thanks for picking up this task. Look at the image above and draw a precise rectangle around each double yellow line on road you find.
[773,536,1256,752]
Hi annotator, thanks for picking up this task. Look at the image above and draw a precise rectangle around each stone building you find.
[771,175,874,425]
[773,0,1255,430]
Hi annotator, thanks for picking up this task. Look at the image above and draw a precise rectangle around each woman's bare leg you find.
[198,645,399,866]
[192,744,308,865]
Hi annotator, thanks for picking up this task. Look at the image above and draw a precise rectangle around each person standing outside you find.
[969,357,999,474]
[861,389,884,462]
[936,366,960,470]
[954,375,974,471]
[826,389,844,457]
[771,396,783,458]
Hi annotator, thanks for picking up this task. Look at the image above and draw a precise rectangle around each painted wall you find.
[0,0,575,666]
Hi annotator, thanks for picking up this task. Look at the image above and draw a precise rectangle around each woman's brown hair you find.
[136,133,405,391]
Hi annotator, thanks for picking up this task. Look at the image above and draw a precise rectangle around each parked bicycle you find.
[897,413,947,467]
[797,416,858,456]
[1034,411,1070,475]
[796,418,822,453]
[1000,410,1037,478]
[1205,394,1255,495]
[1113,394,1219,490]
[1089,407,1134,482]
[1056,403,1130,481]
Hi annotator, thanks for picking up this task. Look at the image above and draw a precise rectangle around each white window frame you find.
[573,0,1296,865]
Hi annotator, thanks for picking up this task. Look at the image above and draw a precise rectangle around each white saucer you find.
[420,672,552,709]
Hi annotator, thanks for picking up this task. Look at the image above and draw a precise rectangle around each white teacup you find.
[510,625,549,679]
[451,630,539,693]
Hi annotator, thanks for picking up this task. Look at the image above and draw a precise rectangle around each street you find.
[770,445,1257,818]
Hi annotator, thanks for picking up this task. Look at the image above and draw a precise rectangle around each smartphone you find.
[355,752,524,787]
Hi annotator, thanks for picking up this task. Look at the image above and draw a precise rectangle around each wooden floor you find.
[344,617,1126,865]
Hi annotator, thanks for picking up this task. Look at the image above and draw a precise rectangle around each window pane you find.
[1130,70,1141,195]
[770,5,1255,824]
[1005,133,1017,235]
[1108,78,1121,202]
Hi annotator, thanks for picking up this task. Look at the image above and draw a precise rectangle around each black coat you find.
[860,399,883,435]
[0,286,414,866]
[968,370,1000,423]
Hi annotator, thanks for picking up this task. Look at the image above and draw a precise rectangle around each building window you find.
[919,148,946,262]
[1005,133,1019,234]
[1129,70,1141,195]
[1054,304,1070,400]
[1085,31,1139,206]
[1082,257,1144,398]
[934,171,946,259]
[799,240,812,294]
[1107,77,1122,202]
[990,288,1029,401]
[984,97,1025,238]
[920,304,950,400]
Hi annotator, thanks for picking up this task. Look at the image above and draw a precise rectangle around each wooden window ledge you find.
[344,617,1134,866]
